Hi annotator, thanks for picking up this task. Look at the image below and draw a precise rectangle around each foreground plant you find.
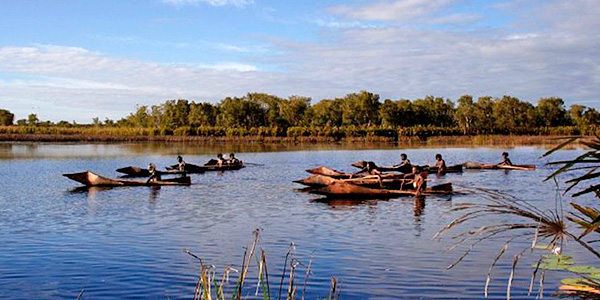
[184,229,341,300]
[436,135,600,299]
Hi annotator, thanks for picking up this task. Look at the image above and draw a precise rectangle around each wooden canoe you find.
[168,162,244,172]
[117,166,187,177]
[429,164,463,174]
[63,171,191,187]
[308,181,453,198]
[463,162,535,171]
[350,161,412,173]
[306,166,353,179]
[351,161,463,174]
[116,166,150,177]
[294,174,416,189]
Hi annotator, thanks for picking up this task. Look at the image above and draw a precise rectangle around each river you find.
[0,142,594,299]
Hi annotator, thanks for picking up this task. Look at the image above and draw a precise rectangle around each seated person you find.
[146,163,161,183]
[216,153,225,167]
[433,154,447,173]
[228,153,240,165]
[176,155,186,176]
[394,153,412,171]
[499,152,513,165]
[353,161,382,177]
[177,155,186,171]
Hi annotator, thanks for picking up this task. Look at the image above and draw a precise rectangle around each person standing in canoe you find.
[228,153,240,165]
[434,154,447,174]
[216,153,226,167]
[146,163,161,184]
[177,155,187,176]
[499,152,513,166]
[393,153,412,172]
[412,166,428,195]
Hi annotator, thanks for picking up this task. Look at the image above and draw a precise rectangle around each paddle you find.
[243,162,265,166]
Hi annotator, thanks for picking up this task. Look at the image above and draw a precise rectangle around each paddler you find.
[176,155,187,176]
[146,163,161,184]
[434,154,447,174]
[228,153,240,165]
[354,161,382,176]
[499,152,513,166]
[216,153,226,167]
[412,165,428,195]
[394,153,412,170]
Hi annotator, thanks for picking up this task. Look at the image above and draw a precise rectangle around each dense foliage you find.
[2,91,600,137]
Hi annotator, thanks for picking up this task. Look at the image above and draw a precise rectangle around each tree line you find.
[2,91,599,136]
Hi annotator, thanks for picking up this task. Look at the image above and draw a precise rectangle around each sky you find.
[0,0,599,122]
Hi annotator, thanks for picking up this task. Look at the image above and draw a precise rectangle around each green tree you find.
[455,95,476,133]
[27,114,39,126]
[188,102,217,127]
[582,108,600,125]
[341,91,381,126]
[536,97,569,126]
[310,99,343,126]
[493,96,536,132]
[0,109,14,126]
[280,96,311,127]
[218,97,266,128]
[569,104,587,126]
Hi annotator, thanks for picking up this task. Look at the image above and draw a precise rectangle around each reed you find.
[184,229,339,300]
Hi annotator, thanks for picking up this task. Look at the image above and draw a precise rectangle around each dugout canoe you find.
[294,174,416,189]
[308,181,453,198]
[351,161,463,174]
[168,162,244,172]
[63,171,191,187]
[463,162,535,171]
[306,166,353,179]
[117,166,187,177]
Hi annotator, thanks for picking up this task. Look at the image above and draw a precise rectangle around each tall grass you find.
[184,229,340,300]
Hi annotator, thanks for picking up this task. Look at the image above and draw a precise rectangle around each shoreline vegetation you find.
[2,91,599,144]
[0,127,592,147]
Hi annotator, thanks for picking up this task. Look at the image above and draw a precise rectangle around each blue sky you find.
[0,0,599,122]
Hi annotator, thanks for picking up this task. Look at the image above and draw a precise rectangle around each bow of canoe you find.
[116,166,150,177]
[63,171,191,187]
[306,166,351,178]
[463,162,535,171]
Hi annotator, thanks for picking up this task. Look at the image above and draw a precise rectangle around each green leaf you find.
[542,136,579,158]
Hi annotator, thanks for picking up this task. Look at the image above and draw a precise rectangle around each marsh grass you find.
[437,135,600,299]
[184,229,340,300]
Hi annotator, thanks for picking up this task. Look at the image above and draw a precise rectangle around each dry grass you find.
[184,229,340,300]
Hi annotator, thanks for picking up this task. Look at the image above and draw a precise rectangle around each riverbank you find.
[0,133,582,149]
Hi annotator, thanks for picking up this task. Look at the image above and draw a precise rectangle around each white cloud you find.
[1,0,600,122]
[330,0,457,21]
[161,0,254,8]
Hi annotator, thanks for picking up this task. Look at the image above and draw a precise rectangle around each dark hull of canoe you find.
[63,171,191,187]
[116,166,150,177]
[465,163,535,171]
[203,164,245,171]
[429,164,463,174]
[350,161,462,174]
[308,181,453,199]
[118,166,187,177]
[168,163,244,172]
[167,163,206,173]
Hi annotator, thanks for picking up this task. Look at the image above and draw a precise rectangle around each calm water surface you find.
[0,142,594,299]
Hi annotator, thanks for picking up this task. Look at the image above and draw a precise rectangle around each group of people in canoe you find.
[146,153,242,183]
[352,151,517,194]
